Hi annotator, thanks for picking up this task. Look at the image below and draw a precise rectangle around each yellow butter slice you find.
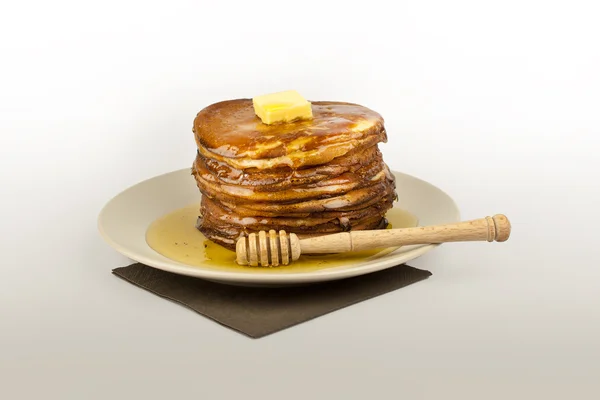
[252,90,313,125]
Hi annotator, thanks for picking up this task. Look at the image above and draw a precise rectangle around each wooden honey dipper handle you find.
[301,214,511,253]
[236,214,510,266]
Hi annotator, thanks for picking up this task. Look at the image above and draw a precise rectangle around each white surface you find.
[1,0,599,398]
[98,168,459,285]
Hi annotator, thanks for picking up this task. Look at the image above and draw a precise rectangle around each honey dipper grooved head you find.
[236,230,301,267]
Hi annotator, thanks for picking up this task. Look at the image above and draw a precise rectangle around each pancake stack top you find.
[191,98,397,251]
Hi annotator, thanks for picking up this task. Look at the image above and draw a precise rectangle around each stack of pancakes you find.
[191,99,397,251]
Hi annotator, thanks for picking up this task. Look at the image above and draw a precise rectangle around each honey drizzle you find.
[145,204,418,274]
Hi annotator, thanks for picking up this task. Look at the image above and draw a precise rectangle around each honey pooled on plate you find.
[145,203,419,274]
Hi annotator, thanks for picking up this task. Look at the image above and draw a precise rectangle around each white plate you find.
[98,168,460,286]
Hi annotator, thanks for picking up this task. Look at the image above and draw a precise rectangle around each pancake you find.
[192,146,389,202]
[191,98,397,251]
[196,144,383,190]
[196,190,395,248]
[193,99,387,170]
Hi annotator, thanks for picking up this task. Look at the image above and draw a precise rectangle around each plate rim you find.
[98,168,460,284]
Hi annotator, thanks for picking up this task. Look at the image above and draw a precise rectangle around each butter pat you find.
[252,90,313,125]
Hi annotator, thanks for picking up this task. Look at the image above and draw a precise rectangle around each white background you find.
[1,0,599,398]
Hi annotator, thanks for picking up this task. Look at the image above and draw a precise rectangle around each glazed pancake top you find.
[193,99,386,169]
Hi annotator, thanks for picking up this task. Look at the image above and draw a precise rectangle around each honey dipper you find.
[235,214,510,267]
